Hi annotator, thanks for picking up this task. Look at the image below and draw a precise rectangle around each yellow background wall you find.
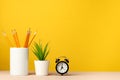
[1,0,120,71]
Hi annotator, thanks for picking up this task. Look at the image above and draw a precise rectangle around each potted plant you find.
[32,41,50,76]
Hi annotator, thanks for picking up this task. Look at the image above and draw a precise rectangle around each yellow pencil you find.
[28,32,37,47]
[24,28,31,48]
[12,29,20,47]
[2,32,13,47]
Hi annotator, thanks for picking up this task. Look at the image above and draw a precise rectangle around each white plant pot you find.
[10,48,28,76]
[34,60,49,76]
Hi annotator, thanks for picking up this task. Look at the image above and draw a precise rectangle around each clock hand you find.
[60,63,63,70]
[60,67,63,70]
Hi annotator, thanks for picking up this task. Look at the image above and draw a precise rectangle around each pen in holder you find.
[10,48,28,75]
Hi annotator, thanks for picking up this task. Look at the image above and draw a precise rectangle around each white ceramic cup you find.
[34,60,49,76]
[10,48,28,75]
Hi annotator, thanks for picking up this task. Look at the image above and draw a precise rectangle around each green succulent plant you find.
[32,41,49,60]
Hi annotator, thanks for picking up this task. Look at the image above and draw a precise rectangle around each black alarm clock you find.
[55,56,69,75]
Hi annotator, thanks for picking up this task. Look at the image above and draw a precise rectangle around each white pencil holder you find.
[10,48,28,76]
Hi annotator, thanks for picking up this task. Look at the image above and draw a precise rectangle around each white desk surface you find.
[0,71,120,80]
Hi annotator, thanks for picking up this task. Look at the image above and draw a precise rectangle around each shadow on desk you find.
[29,72,80,76]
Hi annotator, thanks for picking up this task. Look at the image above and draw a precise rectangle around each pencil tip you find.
[34,32,37,35]
[2,32,6,36]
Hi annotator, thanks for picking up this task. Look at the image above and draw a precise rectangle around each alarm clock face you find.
[56,61,69,75]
